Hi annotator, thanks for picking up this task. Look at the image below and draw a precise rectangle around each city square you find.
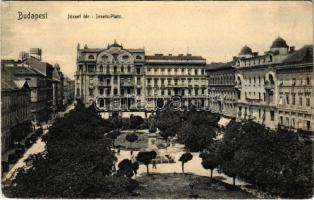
[1,1,313,199]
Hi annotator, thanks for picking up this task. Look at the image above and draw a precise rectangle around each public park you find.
[1,101,312,199]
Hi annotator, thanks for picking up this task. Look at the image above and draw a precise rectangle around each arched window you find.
[269,74,275,85]
[237,77,242,85]
[114,66,117,73]
[136,55,141,60]
[88,54,95,59]
[99,65,103,72]
[127,66,131,72]
[121,66,124,72]
[99,99,104,107]
[269,55,273,62]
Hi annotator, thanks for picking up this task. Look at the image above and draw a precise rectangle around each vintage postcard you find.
[1,1,313,199]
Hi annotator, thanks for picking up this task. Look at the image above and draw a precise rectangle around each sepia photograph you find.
[1,1,313,199]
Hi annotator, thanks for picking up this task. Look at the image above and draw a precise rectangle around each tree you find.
[117,159,134,177]
[2,102,138,198]
[179,152,193,174]
[129,115,144,129]
[106,130,121,147]
[201,152,221,180]
[125,133,138,149]
[179,123,215,152]
[136,151,156,175]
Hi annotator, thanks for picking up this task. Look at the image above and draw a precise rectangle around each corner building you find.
[234,37,295,129]
[75,41,208,110]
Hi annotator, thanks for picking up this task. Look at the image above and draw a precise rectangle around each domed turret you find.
[270,37,289,54]
[238,45,253,58]
[271,37,288,49]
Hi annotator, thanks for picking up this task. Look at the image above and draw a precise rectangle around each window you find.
[286,94,289,105]
[88,54,95,59]
[99,88,104,95]
[89,89,94,96]
[147,79,151,85]
[306,77,311,85]
[154,68,158,72]
[292,93,296,105]
[299,96,302,106]
[306,98,310,106]
[306,121,311,130]
[136,68,140,74]
[121,66,124,72]
[107,79,110,85]
[99,65,103,72]
[127,66,131,72]
[99,77,103,82]
[147,68,151,72]
[154,79,158,86]
[136,55,141,60]
[280,116,283,124]
[137,89,141,95]
[201,69,205,75]
[270,111,275,121]
[114,88,118,95]
[161,90,165,96]
[114,66,117,73]
[168,89,171,96]
[292,78,296,86]
[195,69,198,75]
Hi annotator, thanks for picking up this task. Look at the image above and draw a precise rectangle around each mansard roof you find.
[145,54,205,61]
[281,45,313,64]
[206,61,234,71]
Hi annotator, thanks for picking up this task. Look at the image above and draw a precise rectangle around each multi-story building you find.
[2,49,54,124]
[52,64,63,111]
[234,37,295,129]
[68,79,75,104]
[1,66,32,153]
[145,53,208,109]
[276,45,313,132]
[75,41,208,110]
[206,62,237,117]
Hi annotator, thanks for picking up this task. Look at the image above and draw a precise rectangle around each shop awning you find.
[218,117,231,128]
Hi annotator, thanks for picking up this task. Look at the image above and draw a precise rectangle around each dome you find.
[271,37,288,49]
[239,45,253,56]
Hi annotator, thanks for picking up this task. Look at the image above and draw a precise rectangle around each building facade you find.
[206,62,237,117]
[276,45,313,132]
[234,37,295,129]
[75,41,208,110]
[1,67,32,153]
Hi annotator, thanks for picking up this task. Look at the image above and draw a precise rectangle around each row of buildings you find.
[1,48,75,153]
[75,38,313,133]
[207,37,313,132]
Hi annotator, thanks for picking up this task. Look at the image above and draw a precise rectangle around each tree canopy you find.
[2,102,138,198]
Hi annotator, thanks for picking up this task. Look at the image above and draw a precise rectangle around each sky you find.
[1,1,313,79]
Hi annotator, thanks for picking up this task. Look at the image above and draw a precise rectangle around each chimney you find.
[19,51,29,61]
[30,48,42,61]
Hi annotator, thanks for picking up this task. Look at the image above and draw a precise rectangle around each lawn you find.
[129,173,256,199]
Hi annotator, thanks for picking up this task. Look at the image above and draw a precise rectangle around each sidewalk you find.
[2,104,75,181]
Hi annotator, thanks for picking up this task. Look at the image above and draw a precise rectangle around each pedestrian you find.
[152,159,157,169]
